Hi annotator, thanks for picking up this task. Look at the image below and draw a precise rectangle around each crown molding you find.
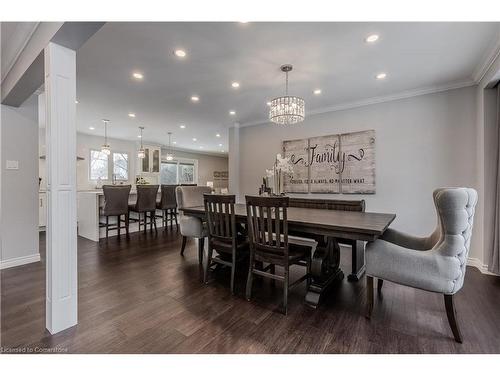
[240,79,476,128]
[472,27,500,84]
[0,22,39,84]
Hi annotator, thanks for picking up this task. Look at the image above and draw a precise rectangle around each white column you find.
[44,42,78,334]
[228,122,241,202]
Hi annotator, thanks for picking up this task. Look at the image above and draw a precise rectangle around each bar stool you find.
[100,185,131,239]
[156,184,178,231]
[129,185,159,233]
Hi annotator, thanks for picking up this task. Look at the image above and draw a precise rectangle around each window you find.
[160,159,197,185]
[160,162,178,184]
[90,150,108,180]
[179,163,195,184]
[113,152,129,180]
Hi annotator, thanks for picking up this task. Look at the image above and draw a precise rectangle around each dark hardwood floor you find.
[1,230,500,353]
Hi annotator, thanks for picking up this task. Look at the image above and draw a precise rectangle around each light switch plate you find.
[6,160,19,170]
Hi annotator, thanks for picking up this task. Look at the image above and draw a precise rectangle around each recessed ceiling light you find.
[376,72,387,80]
[229,111,236,116]
[89,126,95,130]
[366,34,379,43]
[173,141,177,144]
[179,124,186,129]
[216,133,221,137]
[137,135,142,138]
[231,82,240,89]
[191,96,199,102]
[219,143,223,147]
[174,49,187,58]
[132,72,144,80]
[239,21,249,24]
[75,100,79,104]
[192,138,197,141]
[266,101,272,106]
[128,113,136,118]
[199,146,203,149]
[221,150,225,153]
[313,89,322,95]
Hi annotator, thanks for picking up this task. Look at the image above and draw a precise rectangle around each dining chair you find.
[101,184,131,239]
[245,195,313,315]
[365,187,478,343]
[156,184,178,231]
[128,185,159,233]
[203,194,249,294]
[176,185,213,264]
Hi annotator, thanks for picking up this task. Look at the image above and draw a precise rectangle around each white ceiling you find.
[75,22,500,154]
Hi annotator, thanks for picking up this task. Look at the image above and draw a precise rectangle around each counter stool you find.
[156,184,178,231]
[129,185,159,233]
[100,185,131,239]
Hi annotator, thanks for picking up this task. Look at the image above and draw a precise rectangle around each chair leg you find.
[444,294,463,343]
[180,236,187,256]
[117,215,121,236]
[230,251,236,295]
[198,237,204,266]
[125,214,129,236]
[283,266,289,315]
[152,211,157,232]
[366,276,374,319]
[306,256,312,289]
[377,278,383,293]
[143,212,147,233]
[204,246,213,284]
[105,216,109,239]
[245,256,254,301]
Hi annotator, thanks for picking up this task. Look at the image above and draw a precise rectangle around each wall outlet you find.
[6,160,19,170]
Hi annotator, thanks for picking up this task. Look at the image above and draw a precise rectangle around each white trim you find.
[467,257,497,276]
[240,80,476,128]
[0,253,41,270]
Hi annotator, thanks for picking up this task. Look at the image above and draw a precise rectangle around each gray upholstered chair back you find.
[431,187,478,292]
[102,185,131,216]
[175,186,212,238]
[176,186,213,211]
[159,185,177,209]
[134,185,159,212]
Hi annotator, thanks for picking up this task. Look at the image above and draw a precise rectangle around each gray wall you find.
[0,94,39,265]
[235,86,479,256]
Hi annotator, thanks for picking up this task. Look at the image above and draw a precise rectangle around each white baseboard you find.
[467,257,497,276]
[0,253,41,270]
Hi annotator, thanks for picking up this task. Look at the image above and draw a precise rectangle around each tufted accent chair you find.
[176,186,213,264]
[365,187,478,343]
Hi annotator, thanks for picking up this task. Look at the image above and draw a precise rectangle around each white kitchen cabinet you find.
[139,145,161,174]
[39,192,47,229]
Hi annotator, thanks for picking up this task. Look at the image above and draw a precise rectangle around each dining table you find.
[181,203,396,308]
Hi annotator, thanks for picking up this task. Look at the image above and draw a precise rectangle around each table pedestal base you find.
[305,236,344,309]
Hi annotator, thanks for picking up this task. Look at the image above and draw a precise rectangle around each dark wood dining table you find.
[181,203,396,308]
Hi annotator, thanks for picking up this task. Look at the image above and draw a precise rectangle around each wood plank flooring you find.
[1,230,499,353]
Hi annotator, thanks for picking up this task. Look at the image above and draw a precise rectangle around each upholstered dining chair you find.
[176,185,213,264]
[101,184,131,239]
[365,187,478,343]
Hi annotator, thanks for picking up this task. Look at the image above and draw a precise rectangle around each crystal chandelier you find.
[101,119,111,155]
[137,126,145,159]
[166,132,174,161]
[269,64,305,125]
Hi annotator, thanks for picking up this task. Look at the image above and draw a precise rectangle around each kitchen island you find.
[77,189,164,241]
